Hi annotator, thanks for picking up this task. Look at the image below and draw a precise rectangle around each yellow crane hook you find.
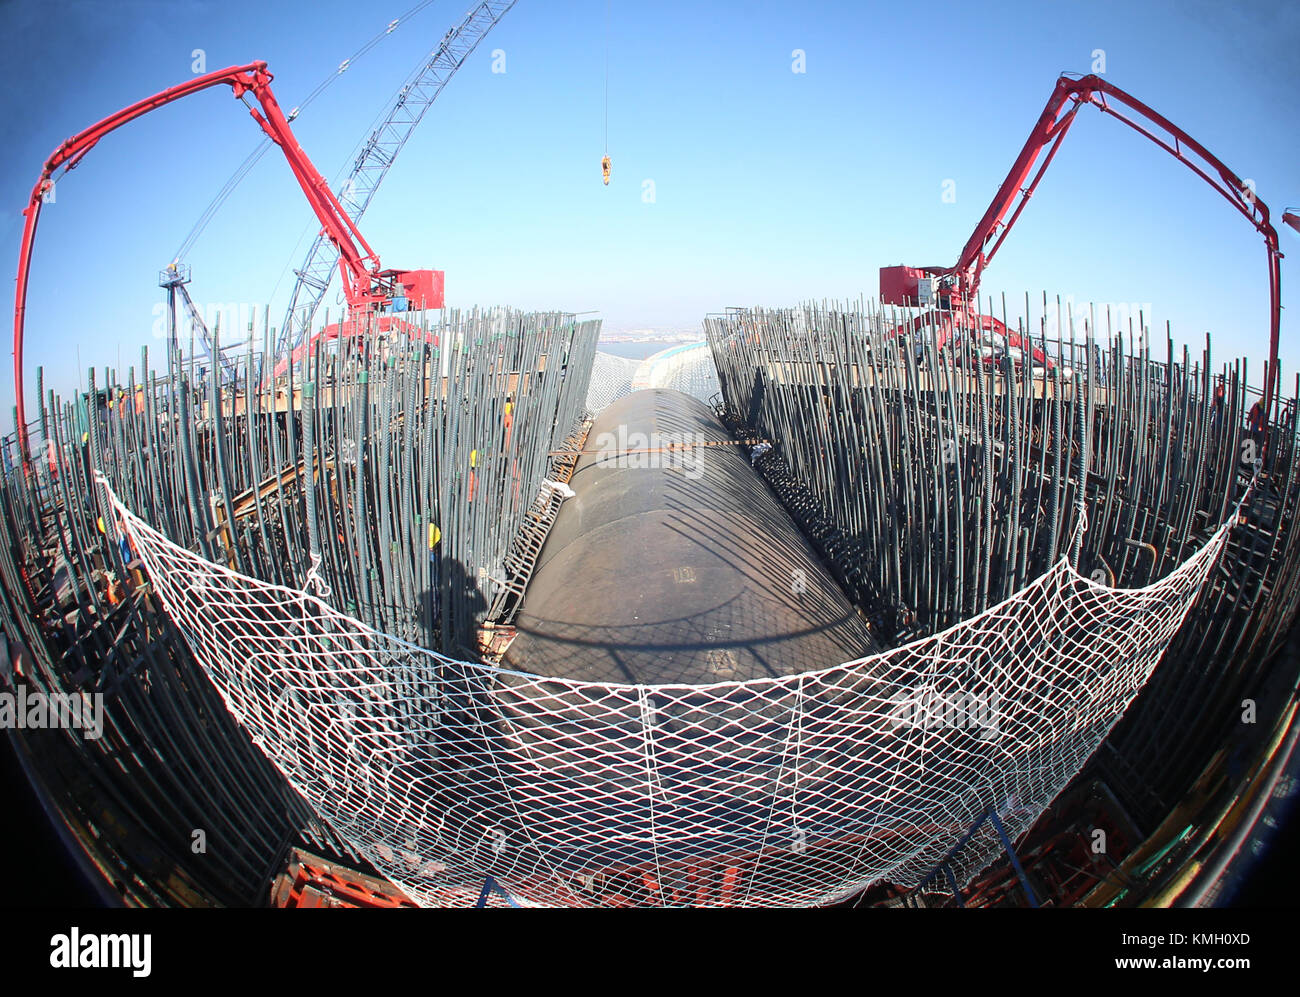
[601,154,611,186]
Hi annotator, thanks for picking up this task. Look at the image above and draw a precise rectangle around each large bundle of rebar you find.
[81,307,598,652]
[98,411,1237,906]
[57,295,1271,907]
[4,293,1298,907]
[0,307,598,903]
[705,298,1300,837]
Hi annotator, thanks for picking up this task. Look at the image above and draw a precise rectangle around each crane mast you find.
[159,264,243,383]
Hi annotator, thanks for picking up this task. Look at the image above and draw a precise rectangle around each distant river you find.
[596,341,682,360]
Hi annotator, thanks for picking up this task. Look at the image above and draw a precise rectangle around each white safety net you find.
[631,342,721,402]
[585,352,641,413]
[587,344,720,414]
[101,477,1237,907]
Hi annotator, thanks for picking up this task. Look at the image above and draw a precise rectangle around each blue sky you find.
[1,0,1298,412]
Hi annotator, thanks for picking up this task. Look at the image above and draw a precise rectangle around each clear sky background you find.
[1,0,1298,413]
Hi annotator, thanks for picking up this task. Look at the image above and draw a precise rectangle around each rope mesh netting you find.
[101,474,1236,907]
[586,344,720,413]
[585,352,640,412]
[631,342,721,402]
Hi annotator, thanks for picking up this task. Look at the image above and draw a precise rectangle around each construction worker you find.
[468,448,478,502]
[1248,398,1267,436]
[503,394,514,450]
[1247,398,1268,467]
[601,154,611,186]
[1211,381,1226,432]
[116,523,133,566]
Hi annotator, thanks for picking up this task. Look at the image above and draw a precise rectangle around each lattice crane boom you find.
[277,0,518,356]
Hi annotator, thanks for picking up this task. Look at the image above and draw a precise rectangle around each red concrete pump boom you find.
[12,60,442,463]
[882,73,1284,412]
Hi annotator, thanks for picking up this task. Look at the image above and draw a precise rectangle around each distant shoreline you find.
[597,339,703,360]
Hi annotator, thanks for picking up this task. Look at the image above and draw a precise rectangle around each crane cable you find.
[604,0,610,155]
[170,0,440,266]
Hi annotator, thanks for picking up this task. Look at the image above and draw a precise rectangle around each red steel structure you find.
[12,60,443,464]
[882,73,1284,411]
